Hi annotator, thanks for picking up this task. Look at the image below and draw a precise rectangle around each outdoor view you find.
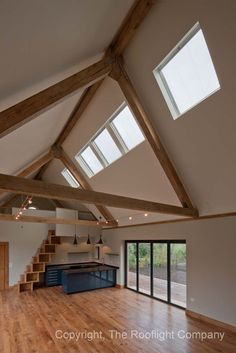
[126,241,186,308]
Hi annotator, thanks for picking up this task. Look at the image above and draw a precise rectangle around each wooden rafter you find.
[54,146,117,225]
[107,0,156,56]
[0,57,113,138]
[0,174,198,217]
[0,213,106,227]
[0,150,54,205]
[110,59,194,209]
[55,81,104,146]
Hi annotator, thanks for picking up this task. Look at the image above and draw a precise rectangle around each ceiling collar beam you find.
[0,173,198,218]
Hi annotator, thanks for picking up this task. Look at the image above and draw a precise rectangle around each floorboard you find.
[0,287,235,353]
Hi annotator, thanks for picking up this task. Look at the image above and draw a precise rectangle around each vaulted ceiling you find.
[0,0,235,227]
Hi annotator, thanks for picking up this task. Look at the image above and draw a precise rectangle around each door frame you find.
[0,242,9,290]
[125,239,186,309]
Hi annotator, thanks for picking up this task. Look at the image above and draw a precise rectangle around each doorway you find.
[0,242,9,290]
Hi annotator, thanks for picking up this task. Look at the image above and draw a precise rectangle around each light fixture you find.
[97,234,103,245]
[87,227,91,244]
[87,234,91,245]
[73,224,78,245]
[144,213,148,217]
[129,216,132,220]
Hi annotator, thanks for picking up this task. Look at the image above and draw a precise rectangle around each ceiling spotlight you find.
[105,221,108,224]
[19,211,22,215]
[129,216,132,220]
[144,213,148,217]
[28,199,32,204]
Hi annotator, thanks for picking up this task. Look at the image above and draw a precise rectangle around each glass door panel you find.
[153,243,168,301]
[127,243,137,290]
[170,243,186,308]
[138,243,151,295]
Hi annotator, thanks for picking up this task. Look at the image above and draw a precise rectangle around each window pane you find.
[94,128,122,164]
[170,243,186,308]
[112,106,145,150]
[154,24,220,119]
[127,243,137,290]
[153,243,168,301]
[80,146,103,175]
[138,243,151,295]
[61,168,80,188]
[162,29,220,116]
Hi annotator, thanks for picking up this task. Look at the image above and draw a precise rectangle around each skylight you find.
[94,128,122,164]
[153,22,220,120]
[61,168,80,188]
[111,106,145,150]
[75,104,145,178]
[80,146,104,175]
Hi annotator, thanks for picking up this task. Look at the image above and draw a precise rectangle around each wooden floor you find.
[0,287,235,353]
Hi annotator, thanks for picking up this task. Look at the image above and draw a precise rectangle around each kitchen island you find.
[45,262,119,294]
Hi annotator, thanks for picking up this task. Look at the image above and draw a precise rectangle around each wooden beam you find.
[56,146,117,224]
[1,195,19,208]
[35,160,52,180]
[0,150,55,205]
[0,57,113,138]
[107,0,156,56]
[111,60,194,209]
[18,150,55,178]
[54,0,155,148]
[0,213,105,227]
[0,174,198,217]
[103,211,236,230]
[49,199,64,209]
[55,81,103,146]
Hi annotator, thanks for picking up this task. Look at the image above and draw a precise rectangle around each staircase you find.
[18,230,61,293]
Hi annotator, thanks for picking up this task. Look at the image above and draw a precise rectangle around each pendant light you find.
[97,233,103,245]
[73,224,78,245]
[87,227,91,244]
[87,234,91,245]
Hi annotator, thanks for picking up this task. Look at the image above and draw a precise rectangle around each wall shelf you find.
[106,253,119,256]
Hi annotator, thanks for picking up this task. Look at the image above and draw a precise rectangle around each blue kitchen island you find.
[45,262,118,294]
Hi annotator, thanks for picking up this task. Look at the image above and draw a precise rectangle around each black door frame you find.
[125,239,186,310]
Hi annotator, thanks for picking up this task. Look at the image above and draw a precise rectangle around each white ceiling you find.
[1,0,235,227]
[124,0,236,215]
[0,0,134,103]
[0,91,83,175]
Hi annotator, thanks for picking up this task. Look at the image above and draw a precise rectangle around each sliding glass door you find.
[125,240,186,309]
[138,243,151,295]
[153,243,168,301]
[170,243,186,307]
[127,242,137,290]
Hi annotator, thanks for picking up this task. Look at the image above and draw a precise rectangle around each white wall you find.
[103,216,236,327]
[0,209,55,285]
[123,0,236,215]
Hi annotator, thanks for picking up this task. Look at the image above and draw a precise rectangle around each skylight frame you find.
[153,22,221,120]
[75,103,145,178]
[110,104,145,151]
[61,168,80,188]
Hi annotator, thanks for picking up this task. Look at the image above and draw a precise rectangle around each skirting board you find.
[115,284,125,289]
[186,310,236,334]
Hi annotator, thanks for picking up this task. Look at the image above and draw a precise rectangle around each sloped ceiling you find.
[1,0,235,227]
[0,0,134,103]
[123,0,236,215]
[43,77,184,226]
